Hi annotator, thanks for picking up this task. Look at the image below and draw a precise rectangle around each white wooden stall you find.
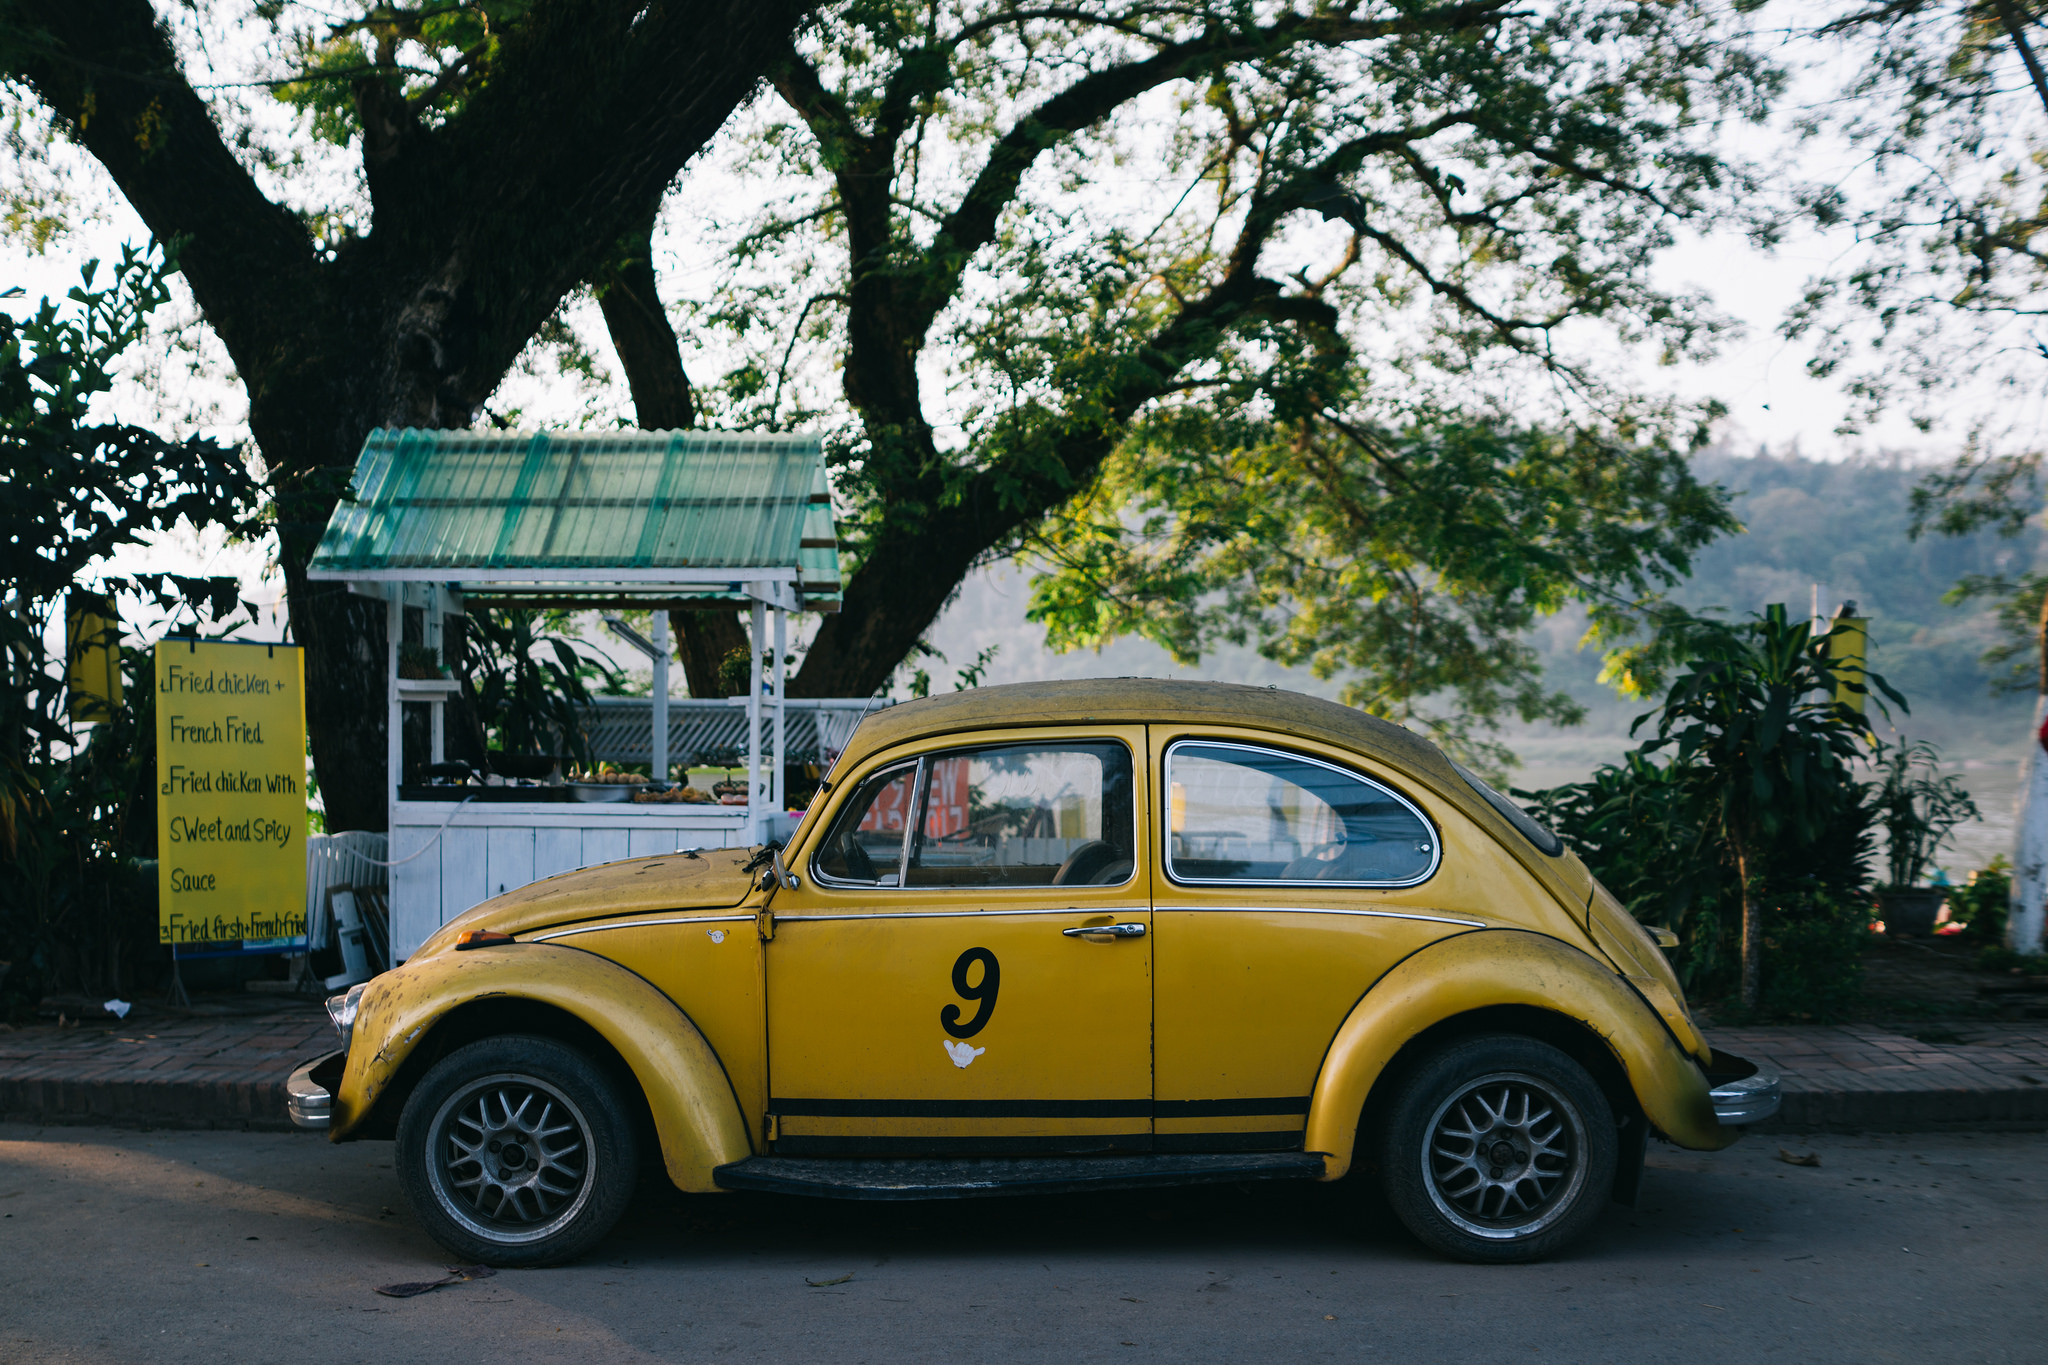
[305,429,853,965]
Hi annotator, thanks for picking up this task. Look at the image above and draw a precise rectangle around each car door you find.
[1149,729,1465,1152]
[766,726,1153,1154]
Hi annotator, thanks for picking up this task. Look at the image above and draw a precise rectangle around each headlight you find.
[325,982,368,1052]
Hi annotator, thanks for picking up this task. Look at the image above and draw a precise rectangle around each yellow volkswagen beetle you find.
[287,680,1775,1264]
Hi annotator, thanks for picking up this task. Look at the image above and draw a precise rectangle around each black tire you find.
[1376,1033,1616,1264]
[395,1035,640,1267]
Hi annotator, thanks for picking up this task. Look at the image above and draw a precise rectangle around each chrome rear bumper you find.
[1707,1055,1782,1125]
[287,1050,344,1130]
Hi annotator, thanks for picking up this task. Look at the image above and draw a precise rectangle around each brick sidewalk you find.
[2,1001,2045,1133]
[0,999,333,1131]
[1714,1022,2048,1130]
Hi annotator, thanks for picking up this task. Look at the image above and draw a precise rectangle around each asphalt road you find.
[0,1123,2042,1364]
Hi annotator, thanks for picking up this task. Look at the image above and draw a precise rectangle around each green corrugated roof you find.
[306,429,840,609]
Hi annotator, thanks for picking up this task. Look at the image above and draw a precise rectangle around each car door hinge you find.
[756,907,775,941]
[763,1113,780,1143]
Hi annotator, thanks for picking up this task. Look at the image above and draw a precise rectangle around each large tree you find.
[1800,1,2048,948]
[661,0,1770,750]
[1,0,815,828]
[2,0,1777,822]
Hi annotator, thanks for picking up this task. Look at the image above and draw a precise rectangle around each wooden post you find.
[652,611,671,786]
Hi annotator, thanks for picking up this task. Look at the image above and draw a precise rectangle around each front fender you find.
[1305,930,1732,1179]
[330,944,754,1193]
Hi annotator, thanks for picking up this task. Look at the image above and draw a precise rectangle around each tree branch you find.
[908,4,1507,343]
[8,0,321,366]
[595,222,696,430]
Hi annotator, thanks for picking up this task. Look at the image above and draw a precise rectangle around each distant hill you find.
[1519,448,2043,759]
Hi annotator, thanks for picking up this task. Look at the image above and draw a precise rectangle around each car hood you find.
[413,847,758,957]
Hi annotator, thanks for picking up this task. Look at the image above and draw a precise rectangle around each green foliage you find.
[684,0,1780,700]
[1950,856,2013,944]
[0,245,260,1009]
[1758,892,1873,1022]
[1795,2,2048,427]
[1639,605,1892,873]
[1977,942,2048,972]
[271,1,541,150]
[715,647,753,699]
[1803,4,2048,686]
[1524,604,1886,1015]
[952,645,999,690]
[1521,751,1724,986]
[456,609,618,767]
[1872,738,1980,888]
[1029,411,1735,767]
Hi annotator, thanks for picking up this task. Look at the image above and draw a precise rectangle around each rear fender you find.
[1305,930,1731,1179]
[329,944,753,1193]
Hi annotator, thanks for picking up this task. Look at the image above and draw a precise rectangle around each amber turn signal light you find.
[455,930,517,951]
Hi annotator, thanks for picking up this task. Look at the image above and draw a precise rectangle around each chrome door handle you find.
[1062,922,1147,939]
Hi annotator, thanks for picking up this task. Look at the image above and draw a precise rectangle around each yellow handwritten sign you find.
[155,640,308,948]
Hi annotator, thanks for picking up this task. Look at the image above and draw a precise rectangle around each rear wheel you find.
[1376,1034,1616,1263]
[395,1035,639,1266]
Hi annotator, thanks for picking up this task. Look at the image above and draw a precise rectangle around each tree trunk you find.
[1736,838,1761,1012]
[669,609,750,698]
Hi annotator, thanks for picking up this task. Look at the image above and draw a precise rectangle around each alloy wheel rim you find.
[1420,1070,1588,1240]
[425,1073,596,1245]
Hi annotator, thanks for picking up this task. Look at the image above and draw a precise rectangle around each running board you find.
[711,1152,1327,1201]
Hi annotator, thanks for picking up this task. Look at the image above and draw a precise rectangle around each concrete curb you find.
[1760,1085,2048,1132]
[0,1074,302,1132]
[4,1016,2045,1137]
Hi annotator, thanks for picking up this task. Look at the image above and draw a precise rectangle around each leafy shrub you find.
[1,248,259,1013]
[1948,857,2013,944]
[1760,893,1873,1021]
[1523,604,1885,1017]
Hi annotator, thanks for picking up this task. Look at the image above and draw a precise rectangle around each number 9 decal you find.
[940,947,1000,1039]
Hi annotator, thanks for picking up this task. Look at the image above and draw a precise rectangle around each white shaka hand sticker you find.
[942,1040,986,1069]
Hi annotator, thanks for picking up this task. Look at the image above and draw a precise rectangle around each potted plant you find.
[396,642,447,680]
[1874,739,1979,936]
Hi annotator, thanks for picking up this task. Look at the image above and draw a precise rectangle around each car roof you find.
[830,678,1591,909]
[840,678,1454,785]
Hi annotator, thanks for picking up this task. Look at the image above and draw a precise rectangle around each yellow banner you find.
[155,640,308,948]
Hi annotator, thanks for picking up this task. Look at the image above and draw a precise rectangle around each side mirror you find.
[763,843,799,892]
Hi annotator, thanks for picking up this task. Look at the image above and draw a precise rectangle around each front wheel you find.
[395,1035,640,1266]
[1376,1034,1617,1263]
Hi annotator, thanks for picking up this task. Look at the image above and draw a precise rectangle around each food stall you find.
[306,428,873,962]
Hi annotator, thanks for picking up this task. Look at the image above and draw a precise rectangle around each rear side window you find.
[1165,741,1437,886]
[1451,761,1563,857]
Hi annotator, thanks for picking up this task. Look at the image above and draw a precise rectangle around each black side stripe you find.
[1154,1097,1311,1118]
[772,1096,1310,1120]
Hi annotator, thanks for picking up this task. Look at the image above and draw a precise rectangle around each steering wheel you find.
[840,837,877,882]
[1051,839,1122,886]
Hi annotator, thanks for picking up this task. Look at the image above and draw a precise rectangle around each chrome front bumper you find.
[287,1050,344,1130]
[1707,1055,1782,1126]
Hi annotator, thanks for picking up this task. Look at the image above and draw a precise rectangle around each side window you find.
[812,763,918,886]
[905,743,1135,888]
[1165,741,1437,886]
